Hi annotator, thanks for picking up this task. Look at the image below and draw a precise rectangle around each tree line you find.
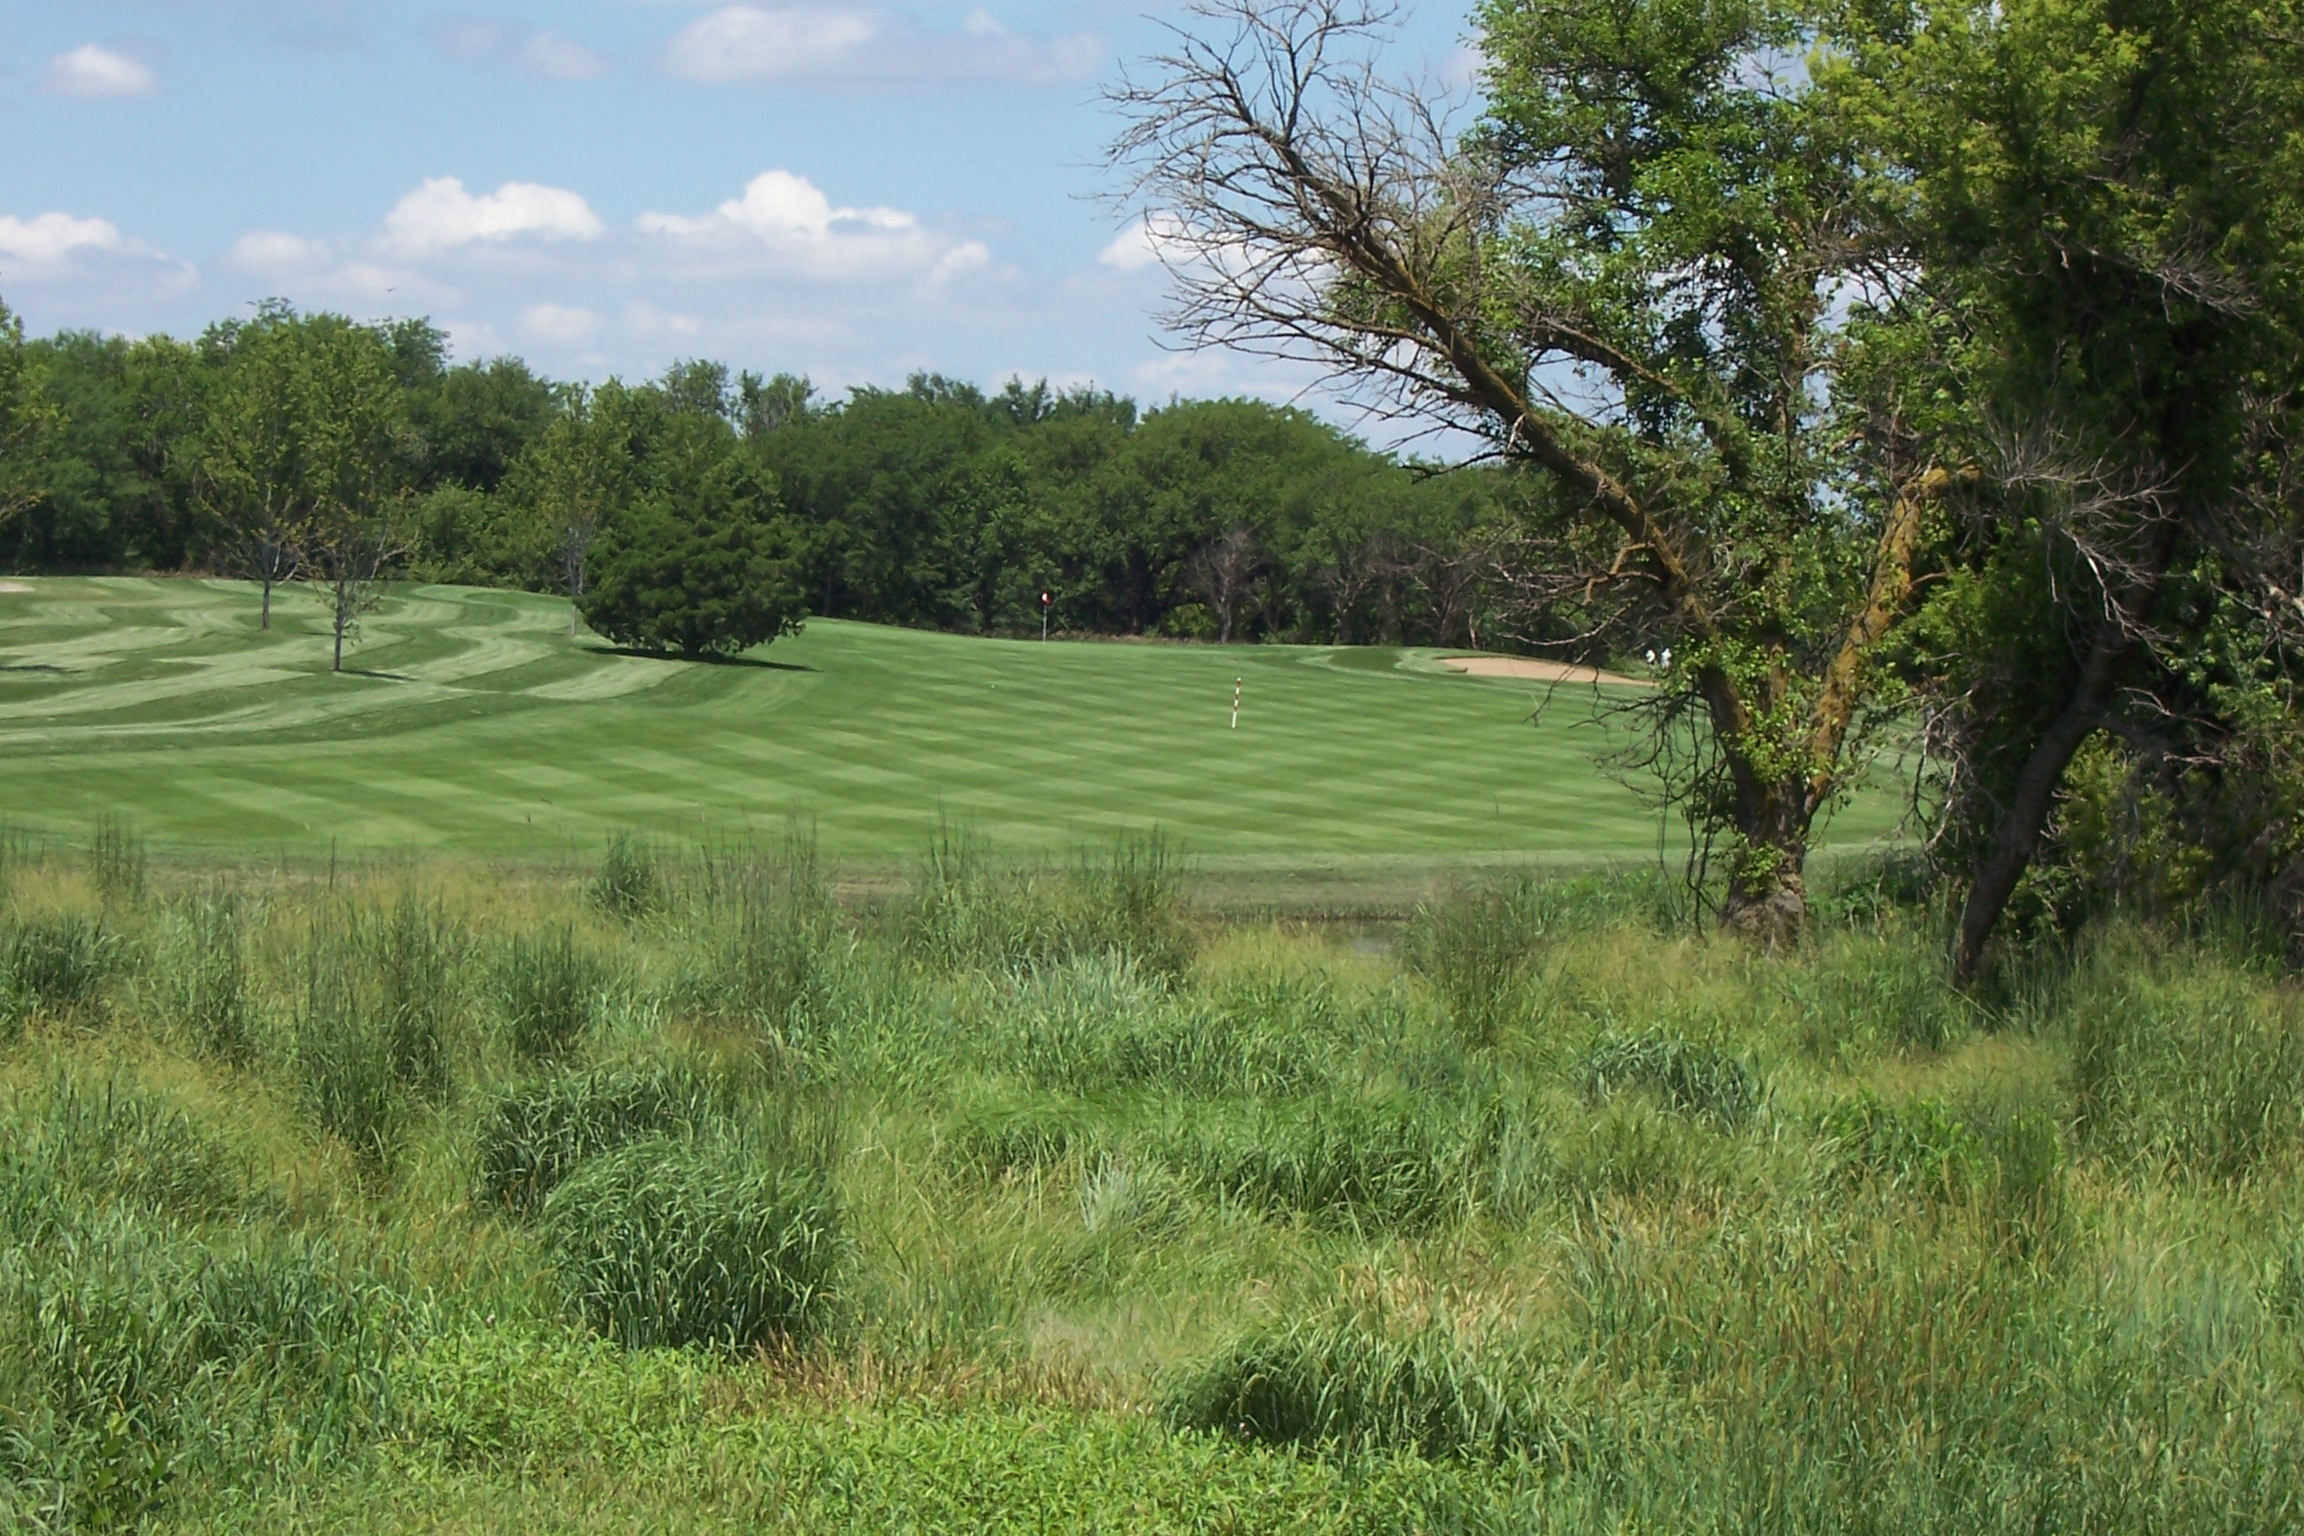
[0,299,1519,658]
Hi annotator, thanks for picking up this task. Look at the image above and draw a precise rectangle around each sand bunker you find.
[0,582,33,595]
[1438,654,1652,688]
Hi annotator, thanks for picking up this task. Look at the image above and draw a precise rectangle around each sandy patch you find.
[1438,654,1652,688]
[0,582,32,595]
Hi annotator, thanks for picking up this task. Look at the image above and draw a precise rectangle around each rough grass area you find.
[4,837,2303,1533]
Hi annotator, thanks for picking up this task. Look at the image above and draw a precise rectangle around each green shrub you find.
[157,887,253,1064]
[1580,1030,1759,1128]
[1789,934,1972,1056]
[89,814,146,907]
[370,893,457,1103]
[496,925,606,1061]
[0,1224,400,1529]
[1162,1094,1497,1230]
[943,1087,1116,1175]
[1165,1314,1565,1463]
[541,1136,841,1351]
[578,455,808,659]
[474,1059,737,1214]
[590,831,661,920]
[1,913,118,1028]
[1407,880,1536,1046]
[1820,1091,2065,1230]
[0,1076,262,1243]
[2070,958,2304,1178]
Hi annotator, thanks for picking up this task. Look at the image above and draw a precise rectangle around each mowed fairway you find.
[0,577,1901,863]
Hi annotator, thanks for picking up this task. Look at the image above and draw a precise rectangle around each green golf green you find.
[0,576,1903,865]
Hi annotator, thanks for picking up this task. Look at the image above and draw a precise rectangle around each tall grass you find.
[1165,1312,1565,1463]
[0,912,117,1032]
[590,831,661,920]
[474,1058,738,1214]
[541,1134,842,1351]
[89,814,147,907]
[155,886,254,1064]
[494,924,606,1061]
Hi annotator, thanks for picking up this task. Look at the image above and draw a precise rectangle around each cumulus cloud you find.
[41,44,158,99]
[661,5,1101,87]
[519,303,599,345]
[1098,212,1197,273]
[383,177,603,257]
[226,229,332,274]
[638,170,990,285]
[436,20,608,80]
[0,212,127,269]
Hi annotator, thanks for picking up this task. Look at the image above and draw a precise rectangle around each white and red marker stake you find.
[1231,677,1241,729]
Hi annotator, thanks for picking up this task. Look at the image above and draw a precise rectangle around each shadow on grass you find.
[340,667,416,682]
[581,644,815,673]
[0,663,68,674]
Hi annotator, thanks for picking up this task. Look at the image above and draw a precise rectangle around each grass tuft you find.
[541,1135,842,1352]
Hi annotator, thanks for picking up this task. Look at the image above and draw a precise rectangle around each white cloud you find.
[520,302,599,344]
[1098,212,1192,273]
[226,229,331,274]
[41,44,158,100]
[639,170,990,285]
[516,31,608,81]
[438,20,608,80]
[383,177,603,257]
[623,301,703,338]
[661,5,1101,87]
[0,212,125,269]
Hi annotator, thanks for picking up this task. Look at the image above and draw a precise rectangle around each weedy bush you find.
[902,829,1196,978]
[1161,1093,1498,1230]
[1817,1091,2065,1243]
[0,912,118,1030]
[715,836,838,1034]
[943,1086,1117,1175]
[0,1224,402,1530]
[156,886,253,1064]
[474,1058,738,1214]
[1407,880,1537,1047]
[369,892,458,1103]
[1788,931,1973,1056]
[89,814,147,907]
[2069,951,2304,1178]
[495,925,607,1061]
[541,1135,842,1351]
[1579,1029,1759,1128]
[1065,831,1194,978]
[590,831,662,920]
[290,898,464,1166]
[1165,1313,1566,1463]
[0,1075,262,1243]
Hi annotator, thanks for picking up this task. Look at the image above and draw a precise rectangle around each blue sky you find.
[0,0,1475,409]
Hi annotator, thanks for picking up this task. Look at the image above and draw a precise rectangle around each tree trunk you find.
[332,577,348,672]
[1950,515,2183,983]
[260,573,273,631]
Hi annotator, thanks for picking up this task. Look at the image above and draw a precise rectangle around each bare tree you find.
[1108,0,1949,941]
[1189,524,1261,642]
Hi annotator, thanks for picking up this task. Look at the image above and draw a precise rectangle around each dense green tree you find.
[1112,0,1941,940]
[580,454,806,658]
[0,297,59,532]
[1830,0,2304,973]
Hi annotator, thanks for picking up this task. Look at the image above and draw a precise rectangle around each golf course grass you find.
[0,576,1903,867]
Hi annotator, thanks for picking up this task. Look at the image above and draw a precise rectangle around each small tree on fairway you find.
[290,315,411,672]
[528,385,617,638]
[581,454,807,658]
